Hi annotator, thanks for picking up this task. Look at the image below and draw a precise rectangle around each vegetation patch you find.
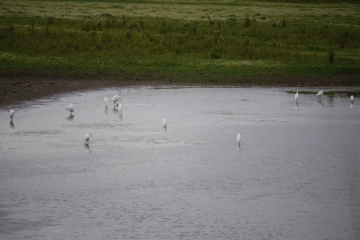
[0,0,359,85]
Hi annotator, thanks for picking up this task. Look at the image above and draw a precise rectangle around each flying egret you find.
[111,95,121,109]
[163,118,167,128]
[10,109,15,120]
[316,90,324,100]
[104,97,109,109]
[66,104,74,116]
[351,95,354,103]
[237,132,242,146]
[85,132,92,145]
[295,91,299,102]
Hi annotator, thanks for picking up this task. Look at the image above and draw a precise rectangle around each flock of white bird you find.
[8,90,355,146]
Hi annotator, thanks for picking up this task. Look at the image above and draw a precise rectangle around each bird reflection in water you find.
[104,109,108,115]
[163,118,167,133]
[66,115,74,121]
[295,101,299,111]
[118,113,123,122]
[84,144,92,154]
[351,103,354,109]
[318,98,324,107]
[10,121,15,129]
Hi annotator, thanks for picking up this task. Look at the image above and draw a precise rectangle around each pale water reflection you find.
[0,87,359,240]
[66,115,74,121]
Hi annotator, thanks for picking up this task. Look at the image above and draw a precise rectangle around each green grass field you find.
[0,0,359,85]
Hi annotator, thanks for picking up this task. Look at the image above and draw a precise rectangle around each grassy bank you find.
[0,0,359,85]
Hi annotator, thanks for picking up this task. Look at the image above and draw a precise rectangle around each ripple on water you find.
[14,129,64,135]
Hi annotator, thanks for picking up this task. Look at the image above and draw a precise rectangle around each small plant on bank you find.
[209,52,220,59]
[207,15,215,25]
[328,50,335,63]
[245,14,251,28]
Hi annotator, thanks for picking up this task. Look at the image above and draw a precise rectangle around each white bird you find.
[10,109,15,120]
[350,95,354,103]
[295,91,299,101]
[237,132,242,145]
[116,103,123,115]
[316,90,324,100]
[104,97,109,109]
[163,118,167,128]
[110,95,121,109]
[85,132,92,145]
[66,104,74,115]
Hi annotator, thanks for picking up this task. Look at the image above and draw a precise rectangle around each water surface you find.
[1,87,359,239]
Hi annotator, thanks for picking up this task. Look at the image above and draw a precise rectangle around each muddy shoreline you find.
[1,74,360,108]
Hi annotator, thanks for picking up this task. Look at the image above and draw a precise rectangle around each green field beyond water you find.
[0,0,359,85]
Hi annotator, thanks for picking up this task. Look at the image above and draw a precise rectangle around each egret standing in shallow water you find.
[110,95,121,109]
[116,103,123,115]
[295,91,299,102]
[163,118,167,128]
[10,109,15,120]
[66,104,74,116]
[85,132,92,145]
[104,97,109,109]
[316,90,324,100]
[351,95,354,103]
[237,132,242,146]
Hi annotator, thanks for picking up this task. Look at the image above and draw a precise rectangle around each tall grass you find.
[1,15,358,62]
[0,0,359,83]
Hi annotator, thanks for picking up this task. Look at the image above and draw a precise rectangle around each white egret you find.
[85,132,92,145]
[66,104,74,115]
[316,90,324,100]
[295,91,299,101]
[10,109,15,120]
[111,95,121,109]
[237,132,242,145]
[104,97,109,109]
[163,118,167,128]
[116,103,123,115]
[350,95,354,103]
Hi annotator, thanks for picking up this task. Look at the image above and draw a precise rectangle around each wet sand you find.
[1,73,360,107]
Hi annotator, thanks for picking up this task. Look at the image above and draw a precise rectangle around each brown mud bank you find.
[1,73,359,107]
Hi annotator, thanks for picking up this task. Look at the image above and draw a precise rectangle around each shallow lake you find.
[1,87,359,239]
